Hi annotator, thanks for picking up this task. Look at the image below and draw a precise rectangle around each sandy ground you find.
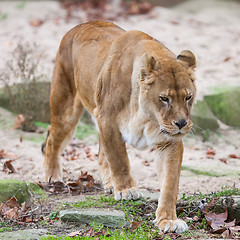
[0,0,240,196]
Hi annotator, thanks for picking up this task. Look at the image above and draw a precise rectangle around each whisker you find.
[192,123,205,131]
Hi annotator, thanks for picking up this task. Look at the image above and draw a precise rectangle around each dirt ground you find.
[0,0,240,197]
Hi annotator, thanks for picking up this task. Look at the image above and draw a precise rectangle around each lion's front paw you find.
[44,167,63,183]
[115,187,143,200]
[154,218,188,234]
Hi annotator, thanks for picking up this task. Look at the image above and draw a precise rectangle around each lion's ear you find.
[140,53,161,74]
[177,50,196,70]
[140,53,160,84]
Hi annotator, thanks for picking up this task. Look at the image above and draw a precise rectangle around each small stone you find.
[60,208,128,228]
[0,229,49,240]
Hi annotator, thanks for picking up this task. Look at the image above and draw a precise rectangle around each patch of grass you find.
[42,221,160,239]
[71,195,150,221]
[16,1,26,9]
[34,121,49,129]
[211,185,240,197]
[23,133,46,144]
[0,222,12,232]
[0,13,8,20]
[181,165,225,177]
[75,121,97,141]
[181,186,240,202]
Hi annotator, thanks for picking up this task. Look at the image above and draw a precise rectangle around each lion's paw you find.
[154,218,188,234]
[115,187,143,200]
[44,168,63,183]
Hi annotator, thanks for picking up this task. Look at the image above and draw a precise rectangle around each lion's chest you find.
[119,116,163,149]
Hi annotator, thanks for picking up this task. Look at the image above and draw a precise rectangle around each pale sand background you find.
[0,0,239,195]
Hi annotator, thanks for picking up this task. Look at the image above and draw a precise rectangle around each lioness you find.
[43,21,196,233]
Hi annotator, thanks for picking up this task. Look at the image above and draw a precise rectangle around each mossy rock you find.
[191,100,219,132]
[204,89,240,127]
[0,81,50,123]
[60,208,129,228]
[0,179,42,205]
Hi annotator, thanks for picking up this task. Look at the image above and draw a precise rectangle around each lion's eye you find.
[160,96,169,103]
[185,95,192,101]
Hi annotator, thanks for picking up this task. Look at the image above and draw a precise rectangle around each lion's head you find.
[138,50,196,139]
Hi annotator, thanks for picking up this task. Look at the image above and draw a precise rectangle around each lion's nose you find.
[174,119,187,129]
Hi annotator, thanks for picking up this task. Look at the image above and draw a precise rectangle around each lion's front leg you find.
[97,120,143,200]
[154,141,188,234]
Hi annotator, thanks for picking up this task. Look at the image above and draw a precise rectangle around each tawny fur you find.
[43,21,197,233]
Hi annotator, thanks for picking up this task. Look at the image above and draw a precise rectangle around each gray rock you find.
[60,208,128,228]
[191,100,219,132]
[204,89,240,127]
[0,82,51,123]
[0,229,49,240]
[0,179,43,205]
[0,179,30,205]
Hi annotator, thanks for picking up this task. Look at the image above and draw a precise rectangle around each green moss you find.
[181,166,226,177]
[204,89,240,127]
[0,179,30,204]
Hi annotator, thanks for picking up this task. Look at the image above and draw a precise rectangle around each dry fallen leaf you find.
[205,210,235,232]
[6,197,20,208]
[219,158,227,164]
[30,19,44,27]
[13,114,25,129]
[68,231,81,237]
[4,207,19,219]
[130,221,141,231]
[228,154,240,159]
[206,148,216,158]
[3,160,17,174]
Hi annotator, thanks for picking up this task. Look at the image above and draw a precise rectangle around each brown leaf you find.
[25,218,35,223]
[13,114,25,129]
[205,210,235,231]
[0,203,10,215]
[6,197,20,208]
[221,229,233,238]
[0,150,18,160]
[219,158,227,164]
[3,160,17,174]
[30,19,44,27]
[170,21,179,25]
[228,154,240,159]
[224,57,231,62]
[207,197,219,207]
[142,160,150,166]
[87,152,95,161]
[0,149,5,159]
[68,231,81,237]
[78,171,94,182]
[19,133,23,143]
[206,148,216,158]
[130,221,141,230]
[86,181,94,188]
[66,181,82,192]
[4,207,19,219]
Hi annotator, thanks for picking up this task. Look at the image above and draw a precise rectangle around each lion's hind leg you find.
[44,96,83,182]
[98,136,113,193]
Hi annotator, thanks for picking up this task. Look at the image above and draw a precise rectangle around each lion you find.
[42,21,196,233]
